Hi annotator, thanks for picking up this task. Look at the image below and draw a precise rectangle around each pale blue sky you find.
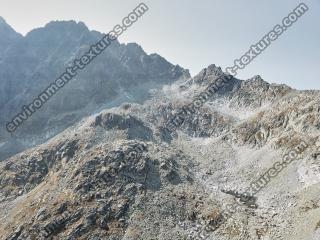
[0,0,319,89]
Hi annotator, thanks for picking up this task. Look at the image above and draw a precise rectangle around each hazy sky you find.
[0,0,319,90]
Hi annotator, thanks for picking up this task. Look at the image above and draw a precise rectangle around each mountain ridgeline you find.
[0,18,190,161]
[0,18,320,240]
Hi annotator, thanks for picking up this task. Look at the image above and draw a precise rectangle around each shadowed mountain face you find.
[0,17,23,108]
[0,19,190,160]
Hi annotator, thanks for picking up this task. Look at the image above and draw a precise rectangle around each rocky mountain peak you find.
[0,16,10,28]
[125,42,146,56]
[192,64,225,85]
[0,16,6,24]
[0,16,20,37]
[25,20,92,44]
[43,20,89,34]
[0,17,22,55]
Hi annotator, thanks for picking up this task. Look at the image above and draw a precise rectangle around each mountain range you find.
[0,18,319,240]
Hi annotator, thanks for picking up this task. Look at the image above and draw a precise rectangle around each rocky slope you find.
[0,62,320,239]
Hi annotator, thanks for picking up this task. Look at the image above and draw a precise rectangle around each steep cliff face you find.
[0,16,23,115]
[0,19,190,161]
[1,60,320,239]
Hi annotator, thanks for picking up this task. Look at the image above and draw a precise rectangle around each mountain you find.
[0,16,22,56]
[0,19,190,161]
[0,61,319,239]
